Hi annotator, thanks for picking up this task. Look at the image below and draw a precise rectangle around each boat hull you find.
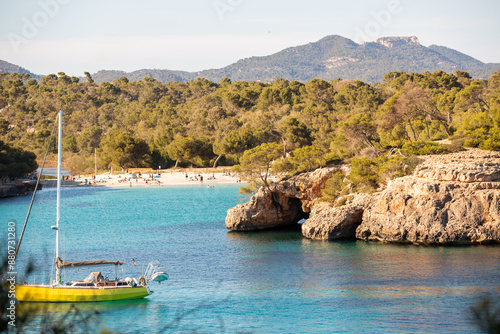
[15,284,149,302]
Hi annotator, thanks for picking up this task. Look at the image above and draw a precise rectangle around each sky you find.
[0,0,499,77]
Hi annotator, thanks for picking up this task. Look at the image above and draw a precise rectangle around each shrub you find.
[322,172,348,202]
[401,141,460,155]
[321,155,423,202]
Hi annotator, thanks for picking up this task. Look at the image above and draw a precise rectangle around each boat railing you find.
[143,261,168,283]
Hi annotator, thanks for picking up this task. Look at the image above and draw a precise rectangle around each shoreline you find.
[41,171,244,188]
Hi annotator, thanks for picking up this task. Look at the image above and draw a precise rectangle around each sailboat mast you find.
[95,148,97,177]
[55,110,62,284]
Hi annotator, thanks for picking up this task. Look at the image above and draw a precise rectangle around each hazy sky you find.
[0,0,499,76]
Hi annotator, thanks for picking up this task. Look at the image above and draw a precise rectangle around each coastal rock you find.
[357,177,500,244]
[0,180,40,199]
[301,193,373,240]
[355,149,500,244]
[226,148,500,244]
[299,148,500,244]
[225,166,349,231]
[413,149,500,182]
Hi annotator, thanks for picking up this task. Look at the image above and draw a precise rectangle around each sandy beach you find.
[43,170,244,188]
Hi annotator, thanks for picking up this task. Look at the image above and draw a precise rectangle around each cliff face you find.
[227,149,500,245]
[225,166,349,230]
[301,194,372,240]
[357,150,500,244]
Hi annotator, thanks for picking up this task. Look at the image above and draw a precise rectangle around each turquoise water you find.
[1,185,499,333]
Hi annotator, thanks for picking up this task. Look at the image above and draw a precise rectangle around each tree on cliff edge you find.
[234,142,282,188]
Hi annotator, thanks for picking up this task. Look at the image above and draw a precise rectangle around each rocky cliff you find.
[225,166,349,230]
[356,150,500,244]
[227,149,500,245]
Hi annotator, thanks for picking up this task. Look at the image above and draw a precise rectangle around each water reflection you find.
[20,299,150,332]
[226,232,500,300]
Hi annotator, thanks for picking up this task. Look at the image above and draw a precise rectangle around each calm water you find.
[1,185,499,333]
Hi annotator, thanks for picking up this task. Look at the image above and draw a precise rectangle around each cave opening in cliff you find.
[289,197,309,225]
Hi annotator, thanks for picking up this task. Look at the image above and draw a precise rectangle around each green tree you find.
[274,146,325,175]
[340,113,379,154]
[104,132,151,169]
[290,146,324,172]
[235,142,282,187]
[0,141,38,179]
[168,136,213,168]
[63,134,78,153]
[84,71,94,84]
[77,126,103,153]
[279,117,312,156]
[213,128,258,167]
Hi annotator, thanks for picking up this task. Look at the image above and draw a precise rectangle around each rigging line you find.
[90,184,127,264]
[24,185,49,281]
[10,113,59,277]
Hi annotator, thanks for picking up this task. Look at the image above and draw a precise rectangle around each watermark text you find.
[8,0,72,53]
[7,221,17,327]
[354,0,404,43]
[213,0,243,20]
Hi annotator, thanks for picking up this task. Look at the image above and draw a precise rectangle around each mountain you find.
[91,35,499,83]
[427,44,500,78]
[0,59,41,80]
[2,35,499,83]
[91,69,192,83]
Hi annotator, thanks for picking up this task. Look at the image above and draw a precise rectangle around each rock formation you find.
[225,166,349,230]
[0,179,40,199]
[227,149,500,245]
[301,194,372,240]
[357,150,500,244]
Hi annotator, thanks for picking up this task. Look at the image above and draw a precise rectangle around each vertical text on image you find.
[7,221,17,327]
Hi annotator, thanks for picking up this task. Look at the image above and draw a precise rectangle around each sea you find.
[1,184,499,333]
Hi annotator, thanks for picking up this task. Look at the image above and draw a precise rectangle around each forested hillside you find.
[0,70,499,174]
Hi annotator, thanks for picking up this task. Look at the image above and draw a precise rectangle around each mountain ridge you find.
[0,59,41,80]
[1,35,498,83]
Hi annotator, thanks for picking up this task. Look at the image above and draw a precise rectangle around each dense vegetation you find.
[0,70,499,178]
[0,140,38,179]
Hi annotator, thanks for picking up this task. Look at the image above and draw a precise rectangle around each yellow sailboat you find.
[13,110,167,302]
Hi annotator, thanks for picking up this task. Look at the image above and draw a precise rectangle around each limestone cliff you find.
[301,194,373,240]
[227,149,500,245]
[225,166,349,230]
[357,150,500,244]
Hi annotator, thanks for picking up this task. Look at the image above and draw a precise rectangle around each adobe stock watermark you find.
[354,0,404,43]
[8,0,72,53]
[7,221,17,327]
[213,0,243,20]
